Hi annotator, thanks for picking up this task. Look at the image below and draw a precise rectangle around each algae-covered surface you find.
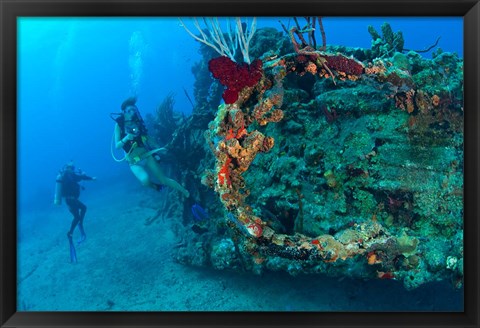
[169,19,464,294]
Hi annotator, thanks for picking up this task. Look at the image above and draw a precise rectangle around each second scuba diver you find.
[54,161,96,263]
[113,96,190,198]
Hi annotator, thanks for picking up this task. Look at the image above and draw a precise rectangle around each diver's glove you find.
[123,133,136,142]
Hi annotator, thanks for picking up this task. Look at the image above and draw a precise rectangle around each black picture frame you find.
[1,0,479,327]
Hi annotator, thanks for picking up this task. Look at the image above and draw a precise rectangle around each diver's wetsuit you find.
[61,170,93,237]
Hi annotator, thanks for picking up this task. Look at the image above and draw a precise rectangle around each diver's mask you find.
[64,162,75,171]
[125,105,140,119]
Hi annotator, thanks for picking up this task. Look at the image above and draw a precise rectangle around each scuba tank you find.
[54,172,63,205]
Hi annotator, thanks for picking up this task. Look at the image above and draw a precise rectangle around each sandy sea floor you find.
[17,176,463,312]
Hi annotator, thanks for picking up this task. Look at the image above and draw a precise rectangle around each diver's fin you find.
[78,226,86,244]
[68,235,77,263]
[191,203,209,221]
[191,224,209,234]
[77,233,86,245]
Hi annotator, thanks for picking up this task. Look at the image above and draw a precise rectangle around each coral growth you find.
[208,56,263,104]
[171,22,463,291]
[326,54,364,76]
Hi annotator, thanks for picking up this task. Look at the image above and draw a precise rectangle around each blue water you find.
[17,16,463,311]
[18,18,202,210]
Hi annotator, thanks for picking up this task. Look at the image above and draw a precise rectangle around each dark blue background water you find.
[18,16,462,212]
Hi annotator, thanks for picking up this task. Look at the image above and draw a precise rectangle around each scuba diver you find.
[112,96,190,198]
[54,161,96,263]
